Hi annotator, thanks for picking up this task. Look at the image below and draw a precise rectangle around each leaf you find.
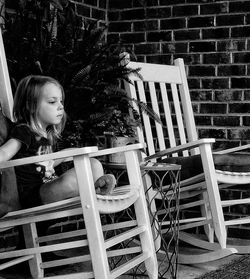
[49,0,64,11]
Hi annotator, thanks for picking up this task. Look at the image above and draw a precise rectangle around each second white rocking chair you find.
[125,58,250,264]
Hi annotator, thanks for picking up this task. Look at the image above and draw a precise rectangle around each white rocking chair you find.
[0,28,158,278]
[125,58,250,264]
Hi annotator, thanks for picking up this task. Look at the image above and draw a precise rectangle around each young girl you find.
[0,75,116,209]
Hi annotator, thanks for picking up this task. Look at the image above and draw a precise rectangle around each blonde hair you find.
[13,75,66,145]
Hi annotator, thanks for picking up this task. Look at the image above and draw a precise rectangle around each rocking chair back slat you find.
[126,59,197,157]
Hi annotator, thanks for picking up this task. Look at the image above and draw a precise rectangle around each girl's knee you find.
[90,158,104,181]
[40,171,79,204]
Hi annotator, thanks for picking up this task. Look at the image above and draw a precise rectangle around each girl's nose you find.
[58,102,64,110]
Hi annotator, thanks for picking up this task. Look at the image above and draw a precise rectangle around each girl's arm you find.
[0,138,22,162]
[53,147,79,167]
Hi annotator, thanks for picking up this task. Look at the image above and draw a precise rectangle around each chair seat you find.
[97,185,140,213]
[0,185,140,229]
[216,169,250,184]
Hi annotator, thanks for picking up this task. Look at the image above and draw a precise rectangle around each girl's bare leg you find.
[40,158,116,204]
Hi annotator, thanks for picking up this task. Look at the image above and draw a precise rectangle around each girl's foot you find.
[94,174,116,195]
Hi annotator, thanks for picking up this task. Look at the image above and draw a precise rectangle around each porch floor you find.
[0,247,240,279]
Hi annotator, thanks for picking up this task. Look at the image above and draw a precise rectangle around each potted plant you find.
[2,0,161,151]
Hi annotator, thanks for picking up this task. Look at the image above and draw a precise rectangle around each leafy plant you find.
[3,0,161,147]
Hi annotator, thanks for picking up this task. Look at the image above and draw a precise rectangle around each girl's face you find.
[37,83,64,130]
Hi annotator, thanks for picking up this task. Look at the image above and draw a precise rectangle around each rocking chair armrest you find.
[145,138,215,161]
[213,143,250,155]
[0,146,99,170]
[0,143,145,170]
[90,143,146,157]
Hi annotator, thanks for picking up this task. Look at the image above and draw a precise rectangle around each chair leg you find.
[125,150,158,279]
[200,191,214,243]
[141,172,161,251]
[73,154,111,279]
[22,223,44,279]
[200,143,227,248]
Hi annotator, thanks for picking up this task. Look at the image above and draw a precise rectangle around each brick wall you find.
[107,0,250,238]
[2,0,250,252]
[71,0,108,24]
[108,0,250,150]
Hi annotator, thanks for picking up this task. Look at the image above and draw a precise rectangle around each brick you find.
[190,90,213,101]
[192,103,199,113]
[108,10,120,21]
[179,54,201,64]
[99,0,107,9]
[234,53,250,63]
[200,103,227,114]
[159,0,185,4]
[244,90,250,100]
[134,43,160,54]
[228,227,250,239]
[213,140,239,151]
[84,0,97,6]
[229,1,250,13]
[4,234,19,250]
[232,26,250,38]
[120,32,145,43]
[202,28,230,39]
[62,222,78,233]
[190,41,216,52]
[133,0,159,6]
[136,55,146,62]
[187,78,201,89]
[146,54,172,64]
[213,116,240,127]
[120,8,146,20]
[134,20,158,32]
[174,30,200,41]
[77,5,90,17]
[243,116,250,126]
[218,65,246,76]
[188,16,214,28]
[216,15,244,26]
[215,90,243,102]
[161,18,186,30]
[195,115,211,126]
[231,78,250,89]
[162,42,188,54]
[173,4,199,16]
[203,53,230,64]
[202,78,230,89]
[174,42,188,53]
[229,103,250,113]
[108,22,132,32]
[161,43,176,54]
[200,2,228,15]
[109,0,133,9]
[246,14,250,25]
[107,33,120,43]
[217,40,246,52]
[146,7,171,18]
[147,31,171,42]
[189,65,215,76]
[228,128,250,140]
[198,128,227,139]
[92,8,106,20]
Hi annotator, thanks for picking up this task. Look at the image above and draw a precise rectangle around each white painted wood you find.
[0,28,13,120]
[125,149,158,279]
[126,58,250,263]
